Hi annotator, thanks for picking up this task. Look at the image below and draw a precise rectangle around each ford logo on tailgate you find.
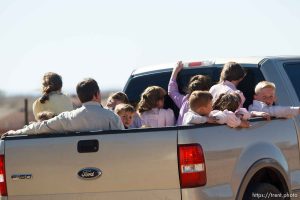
[78,168,102,180]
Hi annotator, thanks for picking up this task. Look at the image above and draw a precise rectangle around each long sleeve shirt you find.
[32,91,74,121]
[249,100,299,118]
[15,101,124,134]
[168,78,189,125]
[183,109,242,128]
[140,108,175,128]
[209,81,245,107]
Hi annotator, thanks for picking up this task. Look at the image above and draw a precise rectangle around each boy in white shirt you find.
[249,81,300,118]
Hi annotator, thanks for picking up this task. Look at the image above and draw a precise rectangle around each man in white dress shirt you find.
[4,78,124,136]
[249,81,300,118]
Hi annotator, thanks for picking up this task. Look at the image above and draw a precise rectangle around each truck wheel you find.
[243,183,284,200]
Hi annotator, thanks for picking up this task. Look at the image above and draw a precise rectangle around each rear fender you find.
[232,142,290,199]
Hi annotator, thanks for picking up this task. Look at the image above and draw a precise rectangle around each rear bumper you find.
[182,184,233,200]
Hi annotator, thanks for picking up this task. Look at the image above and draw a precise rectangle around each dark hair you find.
[213,93,241,112]
[187,75,212,94]
[137,86,166,113]
[39,72,63,104]
[76,78,100,103]
[219,62,246,82]
[189,91,213,112]
[109,92,129,104]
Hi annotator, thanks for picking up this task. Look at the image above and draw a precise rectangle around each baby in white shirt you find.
[249,81,300,118]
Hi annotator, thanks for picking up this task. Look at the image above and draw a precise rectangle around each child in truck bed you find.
[249,81,300,118]
[138,86,175,128]
[168,61,212,125]
[114,104,136,129]
[209,62,246,108]
[182,91,249,128]
[106,91,142,128]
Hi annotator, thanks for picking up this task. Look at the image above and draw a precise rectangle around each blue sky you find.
[0,0,299,95]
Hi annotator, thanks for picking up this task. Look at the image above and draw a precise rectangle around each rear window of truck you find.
[124,66,265,119]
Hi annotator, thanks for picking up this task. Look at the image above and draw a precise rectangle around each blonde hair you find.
[115,103,135,115]
[137,86,166,113]
[255,81,276,94]
[189,91,213,112]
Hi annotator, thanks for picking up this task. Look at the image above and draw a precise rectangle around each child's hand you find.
[171,61,184,79]
[251,111,271,120]
[239,120,250,128]
[207,116,217,124]
[1,130,17,139]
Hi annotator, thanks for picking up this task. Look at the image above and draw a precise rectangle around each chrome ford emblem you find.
[78,167,102,180]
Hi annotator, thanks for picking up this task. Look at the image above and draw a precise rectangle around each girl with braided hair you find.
[32,72,73,121]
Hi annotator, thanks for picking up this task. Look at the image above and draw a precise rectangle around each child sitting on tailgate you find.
[249,81,300,118]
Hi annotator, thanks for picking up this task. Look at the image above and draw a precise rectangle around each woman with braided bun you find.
[32,72,73,121]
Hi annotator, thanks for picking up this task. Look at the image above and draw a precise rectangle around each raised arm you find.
[168,61,185,108]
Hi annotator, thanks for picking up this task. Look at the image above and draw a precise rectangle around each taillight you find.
[178,144,206,188]
[0,155,7,196]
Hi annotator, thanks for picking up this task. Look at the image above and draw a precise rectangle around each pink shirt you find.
[140,108,175,128]
[168,78,189,125]
[209,81,245,107]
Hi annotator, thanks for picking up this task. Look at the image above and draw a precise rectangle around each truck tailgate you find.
[4,129,180,200]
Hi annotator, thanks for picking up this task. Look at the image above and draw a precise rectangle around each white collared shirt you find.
[249,100,299,118]
[183,109,242,128]
[182,110,208,125]
[16,101,124,134]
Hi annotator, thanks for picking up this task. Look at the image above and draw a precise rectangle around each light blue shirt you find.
[16,101,124,134]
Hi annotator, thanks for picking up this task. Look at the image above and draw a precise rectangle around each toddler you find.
[138,86,175,128]
[115,104,136,129]
[106,91,142,128]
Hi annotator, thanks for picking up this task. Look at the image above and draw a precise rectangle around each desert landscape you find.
[0,91,115,134]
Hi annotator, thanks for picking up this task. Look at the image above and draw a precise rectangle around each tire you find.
[243,183,284,200]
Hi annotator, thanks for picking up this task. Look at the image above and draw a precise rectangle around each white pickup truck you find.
[0,56,300,200]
